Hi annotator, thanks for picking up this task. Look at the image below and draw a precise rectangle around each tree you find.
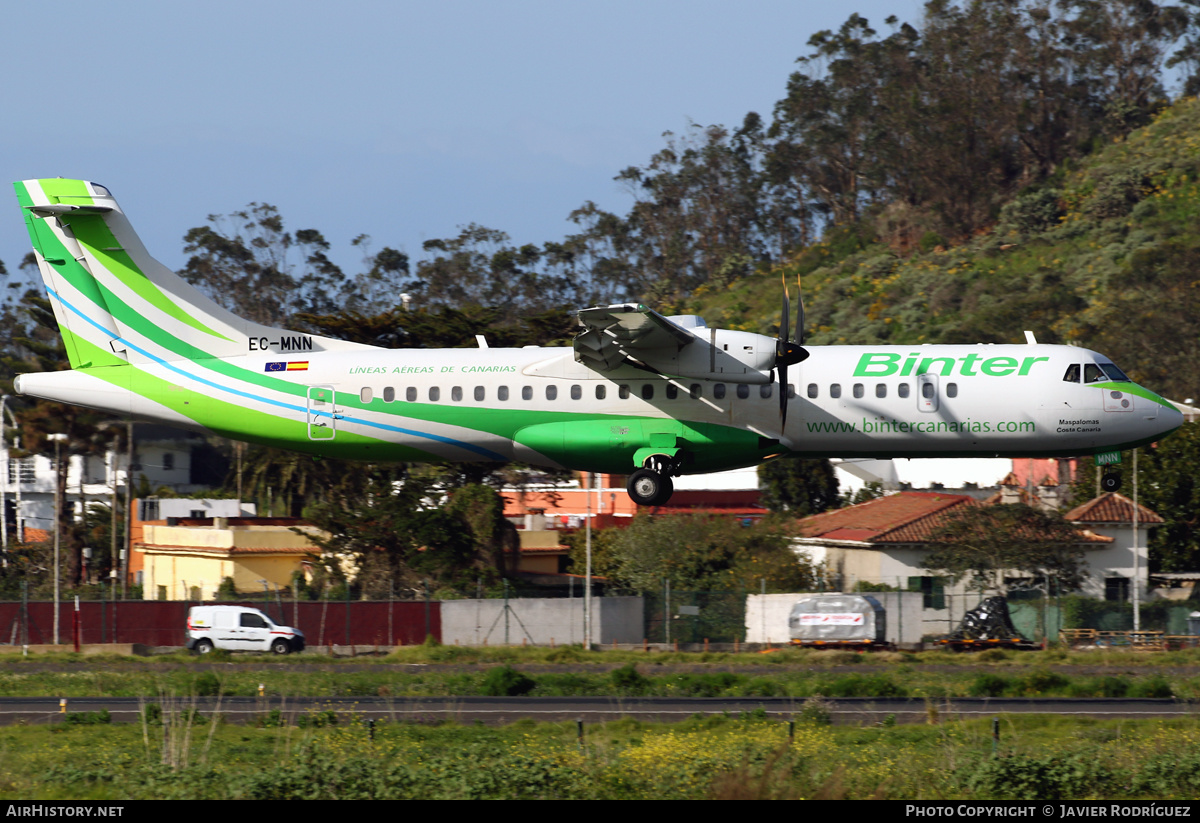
[757,457,840,516]
[574,513,816,593]
[301,468,503,599]
[181,205,412,325]
[444,484,519,577]
[0,288,115,586]
[924,503,1089,595]
[1072,427,1200,572]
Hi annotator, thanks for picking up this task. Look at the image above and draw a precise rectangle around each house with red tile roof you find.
[1062,492,1162,602]
[792,491,1132,635]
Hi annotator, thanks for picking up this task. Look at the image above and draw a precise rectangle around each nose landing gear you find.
[1101,469,1122,493]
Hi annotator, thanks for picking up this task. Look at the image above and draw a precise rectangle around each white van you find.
[186,606,306,655]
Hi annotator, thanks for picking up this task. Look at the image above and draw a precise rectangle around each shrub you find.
[967,752,1113,800]
[969,674,1011,697]
[481,665,535,697]
[194,671,222,697]
[609,663,650,695]
[1128,676,1173,699]
[797,695,832,726]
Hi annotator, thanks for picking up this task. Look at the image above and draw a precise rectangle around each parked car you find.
[186,605,305,655]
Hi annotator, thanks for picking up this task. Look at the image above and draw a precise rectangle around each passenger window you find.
[451,386,463,402]
[429,387,440,402]
[641,384,654,400]
[521,386,533,400]
[853,383,864,399]
[498,386,509,401]
[760,384,773,399]
[713,384,726,400]
[736,384,750,399]
[406,387,417,402]
[546,385,557,401]
[474,386,485,401]
[922,382,935,399]
[807,383,818,399]
[596,384,606,400]
[1063,364,1081,383]
[619,384,631,399]
[830,384,842,399]
[690,384,701,399]
[898,383,910,399]
[666,384,678,400]
[787,384,796,399]
[946,382,958,398]
[570,385,581,400]
[876,384,886,398]
[360,387,373,403]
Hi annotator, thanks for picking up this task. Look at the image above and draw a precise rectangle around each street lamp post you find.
[47,433,68,645]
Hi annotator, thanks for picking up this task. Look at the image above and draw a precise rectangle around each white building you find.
[0,425,225,544]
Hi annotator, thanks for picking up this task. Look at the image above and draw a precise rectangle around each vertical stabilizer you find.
[15,179,373,369]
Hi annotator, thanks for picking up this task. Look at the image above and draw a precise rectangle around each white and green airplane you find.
[11,179,1184,506]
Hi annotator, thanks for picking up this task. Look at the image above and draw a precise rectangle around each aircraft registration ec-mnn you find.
[11,179,1184,506]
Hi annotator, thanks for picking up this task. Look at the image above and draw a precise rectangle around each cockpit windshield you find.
[1066,362,1131,384]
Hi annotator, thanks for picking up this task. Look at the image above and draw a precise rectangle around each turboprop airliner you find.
[11,179,1185,506]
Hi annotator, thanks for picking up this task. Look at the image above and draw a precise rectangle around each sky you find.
[0,0,923,282]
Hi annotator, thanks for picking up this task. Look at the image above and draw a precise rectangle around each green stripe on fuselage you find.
[1093,382,1175,410]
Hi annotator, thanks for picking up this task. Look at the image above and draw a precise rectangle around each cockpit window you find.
[1099,362,1129,382]
[1084,364,1108,384]
[1063,364,1080,383]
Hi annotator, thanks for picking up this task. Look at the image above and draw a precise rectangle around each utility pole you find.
[1133,448,1141,633]
[48,433,68,644]
[585,471,592,650]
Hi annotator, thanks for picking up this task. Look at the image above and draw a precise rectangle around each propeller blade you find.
[779,362,789,425]
[796,272,805,346]
[775,273,809,429]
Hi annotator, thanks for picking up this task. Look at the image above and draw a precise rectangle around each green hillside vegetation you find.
[689,96,1200,403]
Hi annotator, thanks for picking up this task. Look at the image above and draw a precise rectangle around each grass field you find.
[2,646,1198,799]
[5,709,1200,800]
[0,645,1196,700]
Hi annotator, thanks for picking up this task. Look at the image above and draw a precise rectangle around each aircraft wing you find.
[573,304,695,372]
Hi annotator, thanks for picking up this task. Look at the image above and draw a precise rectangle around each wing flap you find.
[574,304,695,372]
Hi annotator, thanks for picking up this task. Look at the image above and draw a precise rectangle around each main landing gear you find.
[1101,469,1122,493]
[626,455,678,507]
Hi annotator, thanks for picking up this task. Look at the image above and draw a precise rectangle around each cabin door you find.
[307,385,337,440]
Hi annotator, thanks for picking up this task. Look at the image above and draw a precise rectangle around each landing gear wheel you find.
[1101,471,1122,493]
[627,469,674,507]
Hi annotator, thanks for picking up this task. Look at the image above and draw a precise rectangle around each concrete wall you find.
[441,597,643,646]
[745,591,925,647]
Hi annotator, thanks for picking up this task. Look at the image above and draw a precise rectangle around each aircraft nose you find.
[1161,402,1186,436]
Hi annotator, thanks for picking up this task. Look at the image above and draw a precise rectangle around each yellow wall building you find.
[139,519,322,601]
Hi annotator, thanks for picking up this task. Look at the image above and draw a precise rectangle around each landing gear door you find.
[917,373,939,413]
[307,385,337,440]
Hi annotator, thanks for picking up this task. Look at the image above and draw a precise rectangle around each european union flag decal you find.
[265,362,286,372]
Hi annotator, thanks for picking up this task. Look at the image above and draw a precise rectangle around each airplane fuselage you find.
[15,340,1181,476]
[11,177,1183,504]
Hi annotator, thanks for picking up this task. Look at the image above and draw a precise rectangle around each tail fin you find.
[15,178,371,369]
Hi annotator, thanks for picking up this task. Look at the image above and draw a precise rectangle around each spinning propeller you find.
[775,273,809,426]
